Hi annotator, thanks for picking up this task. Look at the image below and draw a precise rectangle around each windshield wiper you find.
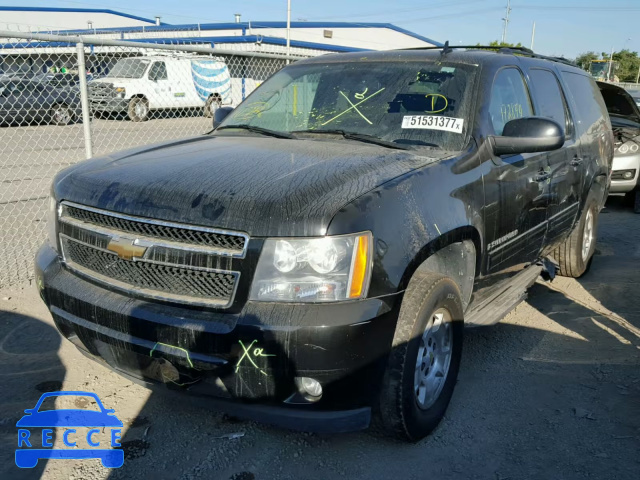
[216,124,294,139]
[292,129,410,150]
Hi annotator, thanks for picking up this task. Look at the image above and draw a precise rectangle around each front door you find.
[483,67,550,274]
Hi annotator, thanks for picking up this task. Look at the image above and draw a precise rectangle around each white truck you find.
[88,55,232,121]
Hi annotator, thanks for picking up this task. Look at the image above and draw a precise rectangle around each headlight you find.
[47,196,59,252]
[617,140,639,154]
[249,232,372,302]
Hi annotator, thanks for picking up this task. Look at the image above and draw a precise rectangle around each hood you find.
[54,135,443,237]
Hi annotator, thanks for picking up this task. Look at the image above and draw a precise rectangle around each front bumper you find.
[89,97,128,113]
[609,152,640,193]
[36,244,400,433]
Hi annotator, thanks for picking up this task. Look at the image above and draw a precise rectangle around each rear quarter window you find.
[560,72,608,133]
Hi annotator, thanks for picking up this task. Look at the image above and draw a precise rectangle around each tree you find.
[486,40,524,48]
[575,49,640,82]
[575,51,599,71]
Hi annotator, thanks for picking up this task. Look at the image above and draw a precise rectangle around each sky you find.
[13,0,640,59]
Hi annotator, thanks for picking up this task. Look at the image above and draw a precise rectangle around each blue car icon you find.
[16,391,124,468]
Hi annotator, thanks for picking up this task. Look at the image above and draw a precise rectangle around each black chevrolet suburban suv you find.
[36,47,613,440]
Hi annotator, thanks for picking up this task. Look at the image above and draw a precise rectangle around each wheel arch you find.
[399,226,481,309]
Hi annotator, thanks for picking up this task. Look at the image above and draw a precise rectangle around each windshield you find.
[220,61,476,151]
[107,58,150,79]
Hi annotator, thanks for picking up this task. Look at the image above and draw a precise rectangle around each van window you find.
[149,62,168,81]
[489,68,533,135]
[529,69,572,137]
[560,72,607,133]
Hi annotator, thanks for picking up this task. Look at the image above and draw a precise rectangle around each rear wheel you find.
[378,270,464,441]
[128,97,149,122]
[51,104,72,126]
[551,188,600,277]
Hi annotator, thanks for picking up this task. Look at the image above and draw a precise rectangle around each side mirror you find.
[213,106,234,129]
[490,117,565,156]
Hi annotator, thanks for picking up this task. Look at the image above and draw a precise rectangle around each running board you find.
[464,264,543,327]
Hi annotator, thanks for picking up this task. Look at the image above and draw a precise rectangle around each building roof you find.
[50,21,440,46]
[0,6,162,25]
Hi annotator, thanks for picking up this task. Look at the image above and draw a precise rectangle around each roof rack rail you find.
[403,44,576,67]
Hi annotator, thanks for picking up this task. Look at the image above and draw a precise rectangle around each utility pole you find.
[530,21,536,50]
[501,0,511,44]
[286,0,291,64]
[607,46,614,82]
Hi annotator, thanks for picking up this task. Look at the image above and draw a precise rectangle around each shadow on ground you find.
[0,310,66,480]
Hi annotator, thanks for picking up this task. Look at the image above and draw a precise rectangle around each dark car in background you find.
[0,79,81,126]
[598,81,640,212]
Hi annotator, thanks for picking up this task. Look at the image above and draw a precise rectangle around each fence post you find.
[75,42,93,159]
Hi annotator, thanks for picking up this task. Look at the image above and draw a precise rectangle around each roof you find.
[0,6,162,25]
[49,20,441,46]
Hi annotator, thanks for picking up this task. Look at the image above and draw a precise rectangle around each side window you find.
[560,72,608,133]
[149,62,168,81]
[489,68,534,135]
[529,69,572,137]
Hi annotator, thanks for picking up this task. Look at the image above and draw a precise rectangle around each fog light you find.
[623,171,634,179]
[296,377,322,398]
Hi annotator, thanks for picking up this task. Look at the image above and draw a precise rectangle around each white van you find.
[89,55,232,121]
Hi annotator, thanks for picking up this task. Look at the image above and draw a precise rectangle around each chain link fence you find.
[0,31,311,287]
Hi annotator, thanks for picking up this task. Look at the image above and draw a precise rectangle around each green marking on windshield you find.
[320,87,385,126]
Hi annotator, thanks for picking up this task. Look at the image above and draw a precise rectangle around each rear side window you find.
[489,68,533,135]
[560,72,607,133]
[529,69,571,136]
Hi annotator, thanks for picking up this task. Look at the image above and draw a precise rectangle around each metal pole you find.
[607,46,614,82]
[286,0,291,64]
[530,21,536,50]
[75,42,93,159]
[501,0,511,44]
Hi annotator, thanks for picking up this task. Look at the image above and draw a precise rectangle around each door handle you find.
[570,157,583,166]
[534,172,551,182]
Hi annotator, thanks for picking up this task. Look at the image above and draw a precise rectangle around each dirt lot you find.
[0,196,638,480]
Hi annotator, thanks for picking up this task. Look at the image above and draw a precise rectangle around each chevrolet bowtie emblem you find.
[106,237,147,261]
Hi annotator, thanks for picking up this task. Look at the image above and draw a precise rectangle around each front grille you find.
[64,204,246,254]
[62,238,236,302]
[58,202,246,308]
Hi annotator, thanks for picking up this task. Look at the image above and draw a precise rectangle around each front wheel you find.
[51,104,73,126]
[378,270,464,441]
[551,188,600,277]
[128,97,149,122]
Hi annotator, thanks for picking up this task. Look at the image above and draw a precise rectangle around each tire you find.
[204,95,221,118]
[378,270,464,441]
[50,104,73,126]
[634,190,640,214]
[551,188,600,277]
[128,97,149,122]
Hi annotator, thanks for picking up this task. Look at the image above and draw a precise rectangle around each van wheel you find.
[128,97,149,122]
[51,104,73,125]
[551,188,600,277]
[204,95,221,118]
[378,270,463,441]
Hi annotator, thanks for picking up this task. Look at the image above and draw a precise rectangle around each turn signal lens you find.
[348,234,371,298]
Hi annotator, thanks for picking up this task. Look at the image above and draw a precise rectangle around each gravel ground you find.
[0,196,638,480]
